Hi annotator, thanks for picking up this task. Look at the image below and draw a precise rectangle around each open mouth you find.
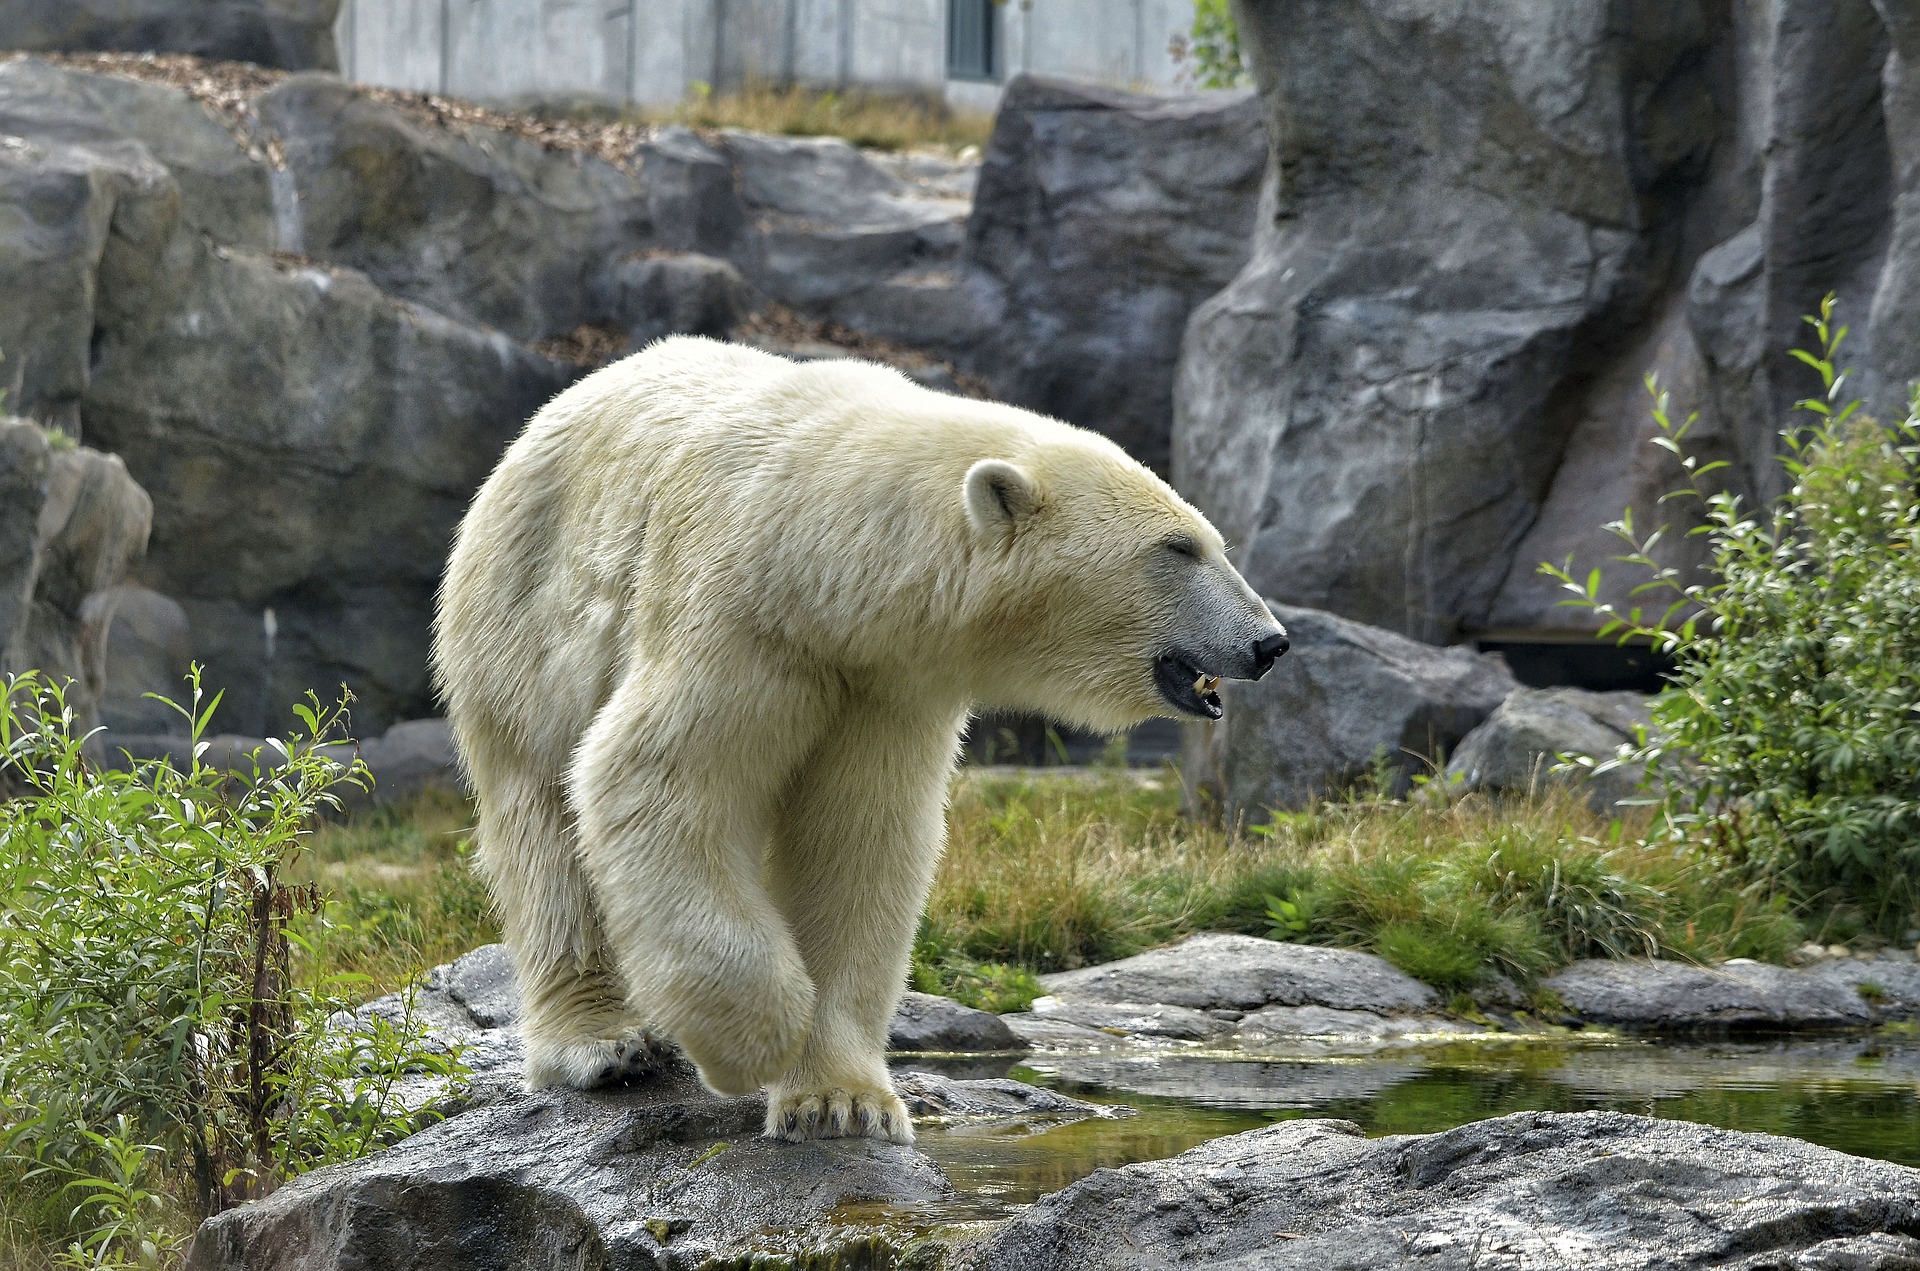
[1154,653,1224,720]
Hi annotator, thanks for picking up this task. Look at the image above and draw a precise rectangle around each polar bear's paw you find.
[765,1082,915,1145]
[525,1030,674,1091]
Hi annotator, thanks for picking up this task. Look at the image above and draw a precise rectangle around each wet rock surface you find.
[1181,604,1518,817]
[190,945,1118,1270]
[1549,954,1920,1032]
[959,1111,1920,1271]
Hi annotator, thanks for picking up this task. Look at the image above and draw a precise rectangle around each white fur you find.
[432,337,1267,1143]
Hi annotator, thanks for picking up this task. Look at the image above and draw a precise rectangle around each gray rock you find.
[634,125,743,258]
[93,584,191,734]
[1029,997,1233,1043]
[1039,933,1439,1015]
[1804,955,1920,1019]
[255,74,650,345]
[721,128,970,315]
[81,235,573,734]
[186,1074,952,1271]
[892,1070,1126,1125]
[1442,686,1654,809]
[0,420,51,661]
[1545,958,1875,1031]
[355,717,460,803]
[593,250,754,347]
[1000,1011,1122,1052]
[1182,603,1518,817]
[0,122,174,436]
[959,76,1266,469]
[0,437,153,732]
[0,0,340,71]
[1174,1,1721,645]
[1870,0,1920,420]
[888,991,1025,1053]
[959,1111,1920,1270]
[1234,1005,1478,1043]
[0,58,276,254]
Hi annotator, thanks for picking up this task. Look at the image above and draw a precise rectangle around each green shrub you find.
[1176,0,1249,89]
[0,672,465,1265]
[1546,297,1920,936]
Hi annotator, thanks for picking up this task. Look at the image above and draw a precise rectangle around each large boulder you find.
[1442,686,1654,809]
[0,58,277,252]
[634,124,975,342]
[0,423,153,731]
[1175,0,1723,644]
[957,76,1266,470]
[0,420,51,657]
[186,1070,971,1271]
[958,1111,1920,1270]
[82,233,574,733]
[1175,0,1917,650]
[92,584,192,733]
[1544,956,1920,1031]
[1036,933,1438,1015]
[0,0,340,71]
[256,74,650,345]
[1870,0,1920,419]
[0,98,176,436]
[1182,603,1518,818]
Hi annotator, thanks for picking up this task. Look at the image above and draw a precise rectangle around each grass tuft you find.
[650,80,993,152]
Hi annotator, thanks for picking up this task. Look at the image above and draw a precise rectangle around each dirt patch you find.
[533,323,630,368]
[734,305,991,398]
[5,50,656,171]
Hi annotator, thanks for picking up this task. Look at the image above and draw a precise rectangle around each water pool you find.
[906,1030,1920,1208]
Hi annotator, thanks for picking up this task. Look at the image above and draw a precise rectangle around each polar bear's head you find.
[960,438,1288,733]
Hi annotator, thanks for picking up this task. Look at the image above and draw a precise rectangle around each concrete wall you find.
[337,0,1199,110]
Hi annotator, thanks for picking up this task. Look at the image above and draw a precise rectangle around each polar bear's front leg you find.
[570,659,827,1097]
[762,706,965,1144]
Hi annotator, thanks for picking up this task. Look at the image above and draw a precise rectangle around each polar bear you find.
[432,337,1287,1143]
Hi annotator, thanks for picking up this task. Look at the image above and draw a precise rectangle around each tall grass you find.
[293,788,496,994]
[290,767,1807,1016]
[648,81,993,151]
[921,768,1803,1001]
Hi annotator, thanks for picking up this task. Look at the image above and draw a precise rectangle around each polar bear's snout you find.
[1252,630,1291,678]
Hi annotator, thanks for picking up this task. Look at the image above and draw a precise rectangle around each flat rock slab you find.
[1028,997,1234,1042]
[189,1069,947,1271]
[1545,958,1899,1031]
[959,1110,1920,1270]
[1233,1005,1481,1042]
[189,1050,1116,1270]
[1040,933,1439,1015]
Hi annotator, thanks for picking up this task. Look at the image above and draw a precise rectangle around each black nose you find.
[1251,631,1290,679]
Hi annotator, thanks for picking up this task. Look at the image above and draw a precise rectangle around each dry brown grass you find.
[648,80,993,152]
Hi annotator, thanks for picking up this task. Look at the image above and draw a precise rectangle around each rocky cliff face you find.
[1176,0,1915,645]
[0,0,339,71]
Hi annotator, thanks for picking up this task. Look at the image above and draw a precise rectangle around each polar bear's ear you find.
[964,459,1042,537]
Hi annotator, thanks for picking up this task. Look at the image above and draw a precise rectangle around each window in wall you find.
[947,0,999,81]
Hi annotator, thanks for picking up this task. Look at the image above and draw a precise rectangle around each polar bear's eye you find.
[1163,536,1200,560]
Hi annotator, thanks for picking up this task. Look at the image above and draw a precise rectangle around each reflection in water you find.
[903,1031,1920,1206]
